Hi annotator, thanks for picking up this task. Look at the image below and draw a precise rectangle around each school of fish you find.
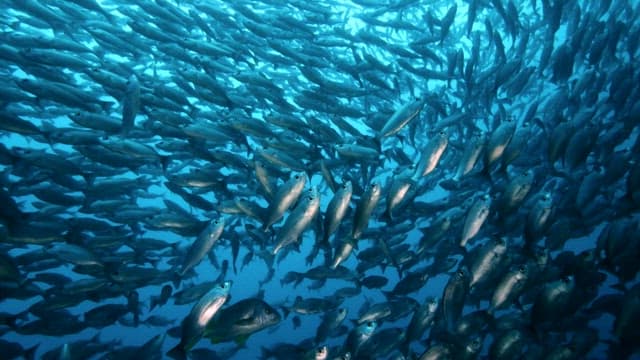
[1,0,640,359]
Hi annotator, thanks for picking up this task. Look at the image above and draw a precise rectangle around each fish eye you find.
[518,266,526,273]
[294,175,299,179]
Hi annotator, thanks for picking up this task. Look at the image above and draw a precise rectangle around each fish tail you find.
[98,99,115,112]
[167,344,187,360]
[380,208,393,223]
[160,155,170,173]
[172,269,183,288]
[399,339,411,358]
[149,295,159,312]
[373,134,382,153]
[480,162,494,182]
[280,306,290,319]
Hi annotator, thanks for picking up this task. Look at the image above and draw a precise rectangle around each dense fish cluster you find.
[1,0,640,359]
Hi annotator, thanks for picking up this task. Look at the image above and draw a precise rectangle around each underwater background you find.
[1,0,639,359]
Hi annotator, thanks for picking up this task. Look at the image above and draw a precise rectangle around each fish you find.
[531,276,576,331]
[272,186,321,255]
[488,264,529,314]
[315,307,348,344]
[413,130,449,179]
[384,168,416,221]
[441,266,470,332]
[167,280,231,359]
[263,172,307,230]
[323,181,353,244]
[484,118,516,171]
[121,74,140,134]
[330,240,355,270]
[177,217,225,277]
[351,183,382,240]
[468,237,508,289]
[283,296,341,317]
[343,321,377,359]
[378,97,425,139]
[203,297,281,345]
[403,297,438,353]
[460,194,492,247]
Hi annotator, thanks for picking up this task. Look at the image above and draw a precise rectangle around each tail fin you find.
[127,290,140,327]
[280,306,290,319]
[160,155,171,174]
[167,344,187,360]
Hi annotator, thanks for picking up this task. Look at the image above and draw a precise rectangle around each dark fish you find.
[315,307,348,344]
[359,275,389,289]
[203,298,281,345]
[343,321,376,359]
[442,266,470,332]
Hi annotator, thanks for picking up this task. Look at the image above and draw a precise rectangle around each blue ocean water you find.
[1,0,639,359]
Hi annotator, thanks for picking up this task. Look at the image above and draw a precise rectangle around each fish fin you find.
[160,155,170,174]
[281,306,290,319]
[439,179,460,191]
[98,100,115,112]
[513,298,525,312]
[234,334,250,347]
[149,296,159,312]
[171,270,182,289]
[610,282,628,292]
